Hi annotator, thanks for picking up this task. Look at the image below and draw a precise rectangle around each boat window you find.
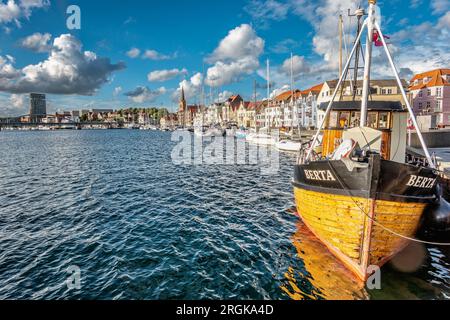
[350,112,361,128]
[338,112,350,128]
[368,112,378,128]
[329,111,338,127]
[378,112,390,129]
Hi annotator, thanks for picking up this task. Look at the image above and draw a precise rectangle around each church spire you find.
[180,86,186,103]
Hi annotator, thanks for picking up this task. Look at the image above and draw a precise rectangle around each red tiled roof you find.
[409,69,450,90]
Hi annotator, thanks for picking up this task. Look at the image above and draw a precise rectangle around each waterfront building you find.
[409,68,450,128]
[221,95,243,125]
[29,93,46,122]
[237,101,252,128]
[255,100,268,128]
[160,113,178,129]
[177,86,200,127]
[205,103,223,126]
[317,79,407,128]
[299,84,323,129]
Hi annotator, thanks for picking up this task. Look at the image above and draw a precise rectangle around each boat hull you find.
[293,156,438,281]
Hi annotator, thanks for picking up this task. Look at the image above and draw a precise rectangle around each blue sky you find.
[0,0,449,115]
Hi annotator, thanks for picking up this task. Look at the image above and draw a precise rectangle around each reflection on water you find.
[281,220,369,300]
[283,220,449,300]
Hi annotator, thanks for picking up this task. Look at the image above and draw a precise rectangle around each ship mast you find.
[360,0,376,127]
[304,0,435,168]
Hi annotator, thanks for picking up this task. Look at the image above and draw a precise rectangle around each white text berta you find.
[406,175,437,189]
[304,170,336,182]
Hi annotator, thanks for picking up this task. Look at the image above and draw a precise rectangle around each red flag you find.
[373,30,390,47]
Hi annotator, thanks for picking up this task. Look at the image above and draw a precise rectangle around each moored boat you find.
[292,0,440,281]
[276,140,302,152]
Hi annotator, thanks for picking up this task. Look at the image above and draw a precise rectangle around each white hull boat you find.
[276,140,302,152]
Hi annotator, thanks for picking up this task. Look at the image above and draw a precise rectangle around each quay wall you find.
[410,131,450,148]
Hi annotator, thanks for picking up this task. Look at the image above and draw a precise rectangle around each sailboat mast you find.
[360,0,376,127]
[267,59,270,129]
[339,14,343,78]
[290,52,294,131]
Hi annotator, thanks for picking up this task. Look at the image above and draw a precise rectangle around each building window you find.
[427,101,431,112]
[368,112,378,129]
[387,89,393,95]
[436,87,442,98]
[381,89,387,95]
[427,89,431,96]
[419,90,423,98]
[418,102,423,111]
[436,100,442,112]
[378,112,390,129]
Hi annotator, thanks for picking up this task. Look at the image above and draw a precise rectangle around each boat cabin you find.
[319,101,408,163]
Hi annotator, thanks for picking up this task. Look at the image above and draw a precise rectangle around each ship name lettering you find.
[304,170,336,182]
[406,175,436,189]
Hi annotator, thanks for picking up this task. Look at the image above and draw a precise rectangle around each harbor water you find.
[0,130,448,299]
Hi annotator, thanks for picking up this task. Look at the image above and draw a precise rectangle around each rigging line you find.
[326,161,450,246]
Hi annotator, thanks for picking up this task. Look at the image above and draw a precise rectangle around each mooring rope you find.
[325,162,450,246]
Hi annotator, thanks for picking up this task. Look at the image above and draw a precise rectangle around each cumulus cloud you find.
[0,0,49,28]
[431,0,449,14]
[173,72,203,102]
[244,0,290,28]
[126,47,175,60]
[10,93,25,107]
[126,47,141,58]
[205,24,264,87]
[148,68,187,82]
[280,55,310,79]
[124,86,167,103]
[0,34,125,95]
[19,32,52,52]
[270,84,290,99]
[216,90,234,102]
[142,49,172,60]
[270,38,300,54]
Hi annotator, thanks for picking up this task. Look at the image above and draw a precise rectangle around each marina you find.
[0,0,449,304]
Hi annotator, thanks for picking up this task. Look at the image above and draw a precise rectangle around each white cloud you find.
[216,90,234,102]
[270,38,300,54]
[280,55,310,79]
[142,49,172,60]
[173,72,203,102]
[10,93,25,107]
[0,0,49,28]
[206,24,264,87]
[126,47,141,58]
[113,86,122,97]
[124,86,167,103]
[244,0,290,28]
[19,32,51,52]
[0,0,21,24]
[431,0,449,14]
[270,84,290,99]
[148,68,187,82]
[0,34,125,95]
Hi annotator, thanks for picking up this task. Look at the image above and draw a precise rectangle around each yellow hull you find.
[293,187,427,281]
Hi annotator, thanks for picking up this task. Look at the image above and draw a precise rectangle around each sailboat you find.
[248,60,277,146]
[292,0,439,282]
[277,53,303,153]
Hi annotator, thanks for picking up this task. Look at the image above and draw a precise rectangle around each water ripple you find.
[0,130,448,300]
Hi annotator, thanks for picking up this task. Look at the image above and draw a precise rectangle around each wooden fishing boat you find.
[293,0,439,281]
